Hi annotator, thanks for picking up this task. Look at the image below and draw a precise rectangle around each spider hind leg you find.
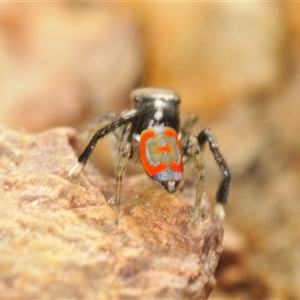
[197,128,231,205]
[197,128,231,220]
[183,135,206,224]
[113,141,132,224]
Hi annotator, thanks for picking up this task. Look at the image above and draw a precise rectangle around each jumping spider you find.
[69,88,231,224]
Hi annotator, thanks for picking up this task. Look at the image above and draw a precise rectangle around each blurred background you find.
[0,2,299,299]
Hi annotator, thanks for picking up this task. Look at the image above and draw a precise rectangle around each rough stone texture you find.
[0,125,223,299]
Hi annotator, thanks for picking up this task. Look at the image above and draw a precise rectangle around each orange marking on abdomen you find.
[170,161,183,172]
[164,127,177,138]
[164,127,183,172]
[140,127,184,178]
[156,144,171,153]
[140,129,167,176]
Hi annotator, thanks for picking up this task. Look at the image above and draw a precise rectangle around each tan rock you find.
[0,125,223,299]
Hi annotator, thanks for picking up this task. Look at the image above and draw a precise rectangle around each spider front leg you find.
[68,109,137,179]
[80,112,118,139]
[183,135,206,224]
[112,141,132,225]
[197,128,231,219]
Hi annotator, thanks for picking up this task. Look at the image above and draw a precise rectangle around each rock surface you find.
[0,125,223,299]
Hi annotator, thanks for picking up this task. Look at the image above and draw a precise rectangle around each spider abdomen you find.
[140,127,183,191]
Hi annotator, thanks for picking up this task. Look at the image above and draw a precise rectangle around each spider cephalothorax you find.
[69,87,231,224]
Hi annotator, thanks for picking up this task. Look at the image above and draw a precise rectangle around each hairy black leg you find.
[183,135,206,223]
[114,141,132,225]
[78,109,137,165]
[84,112,118,133]
[197,128,231,205]
[80,112,120,145]
[68,109,138,179]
